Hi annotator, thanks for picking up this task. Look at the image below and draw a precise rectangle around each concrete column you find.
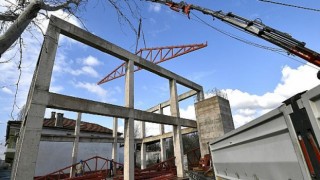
[70,112,82,177]
[112,117,118,173]
[195,95,234,157]
[159,106,167,162]
[11,23,60,180]
[140,121,146,169]
[12,55,39,178]
[169,79,185,178]
[124,60,134,180]
[197,89,205,101]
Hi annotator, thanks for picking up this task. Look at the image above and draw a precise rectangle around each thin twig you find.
[11,37,23,120]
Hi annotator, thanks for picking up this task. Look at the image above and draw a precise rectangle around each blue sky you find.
[1,0,320,159]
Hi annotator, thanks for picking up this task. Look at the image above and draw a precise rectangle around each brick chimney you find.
[51,112,56,120]
[55,113,64,127]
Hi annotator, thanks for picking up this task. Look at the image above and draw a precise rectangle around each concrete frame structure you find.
[11,16,203,180]
[145,90,198,163]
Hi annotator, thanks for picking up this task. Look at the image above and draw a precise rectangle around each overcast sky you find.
[1,0,320,159]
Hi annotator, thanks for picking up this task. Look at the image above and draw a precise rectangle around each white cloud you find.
[50,86,64,93]
[82,56,101,66]
[149,25,170,37]
[114,86,122,93]
[164,125,173,133]
[74,82,107,100]
[238,108,256,116]
[55,58,99,78]
[232,114,254,128]
[148,3,161,12]
[274,65,319,97]
[166,64,320,129]
[145,122,161,136]
[81,66,99,77]
[163,106,171,116]
[36,9,82,33]
[1,87,14,94]
[224,64,319,128]
[118,125,124,134]
[188,70,215,81]
[180,105,196,120]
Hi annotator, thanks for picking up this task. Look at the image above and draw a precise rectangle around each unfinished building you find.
[10,16,234,180]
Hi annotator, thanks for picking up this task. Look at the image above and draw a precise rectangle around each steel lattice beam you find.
[97,42,207,85]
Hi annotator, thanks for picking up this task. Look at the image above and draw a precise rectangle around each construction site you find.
[1,0,320,180]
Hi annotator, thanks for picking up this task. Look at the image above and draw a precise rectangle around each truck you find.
[210,83,320,180]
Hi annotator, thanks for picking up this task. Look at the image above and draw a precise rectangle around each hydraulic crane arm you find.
[147,0,320,68]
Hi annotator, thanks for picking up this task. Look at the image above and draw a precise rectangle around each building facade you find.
[5,112,124,176]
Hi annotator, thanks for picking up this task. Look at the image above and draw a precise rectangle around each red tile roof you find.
[43,117,114,134]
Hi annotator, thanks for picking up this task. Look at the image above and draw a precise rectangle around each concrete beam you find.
[49,16,202,91]
[46,92,197,128]
[40,134,142,143]
[142,127,197,144]
[146,90,198,113]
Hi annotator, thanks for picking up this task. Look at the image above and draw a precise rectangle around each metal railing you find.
[35,156,123,180]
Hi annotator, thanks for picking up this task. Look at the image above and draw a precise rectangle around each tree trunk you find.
[0,0,41,57]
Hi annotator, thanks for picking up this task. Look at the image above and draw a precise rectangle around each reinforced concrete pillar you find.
[195,95,234,157]
[124,60,134,180]
[159,106,167,162]
[140,121,146,169]
[197,89,205,102]
[169,79,185,178]
[70,112,82,177]
[11,22,60,180]
[112,117,118,173]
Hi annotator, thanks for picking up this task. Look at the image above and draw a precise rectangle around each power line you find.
[259,0,320,12]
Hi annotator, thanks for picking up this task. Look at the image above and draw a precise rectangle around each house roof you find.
[6,116,121,141]
[43,117,115,134]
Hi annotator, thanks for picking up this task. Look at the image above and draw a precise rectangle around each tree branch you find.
[0,0,82,57]
[0,0,42,57]
[40,0,80,11]
[0,13,19,21]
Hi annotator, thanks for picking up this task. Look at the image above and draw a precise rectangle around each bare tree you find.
[0,0,141,120]
[0,0,140,57]
[134,122,141,138]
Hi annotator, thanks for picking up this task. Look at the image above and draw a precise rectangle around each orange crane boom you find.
[147,0,320,68]
[97,42,207,85]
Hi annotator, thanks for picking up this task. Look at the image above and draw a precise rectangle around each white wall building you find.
[6,112,124,176]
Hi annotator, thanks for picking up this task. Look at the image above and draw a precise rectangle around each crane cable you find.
[190,12,285,52]
[258,0,320,13]
[188,12,320,71]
